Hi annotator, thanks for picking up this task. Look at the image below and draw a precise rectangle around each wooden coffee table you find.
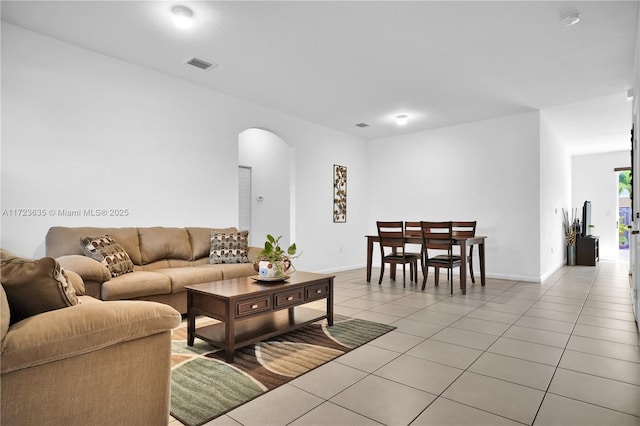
[185,271,334,362]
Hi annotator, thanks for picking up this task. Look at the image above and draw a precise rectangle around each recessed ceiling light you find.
[172,5,194,29]
[562,13,580,27]
[396,115,409,126]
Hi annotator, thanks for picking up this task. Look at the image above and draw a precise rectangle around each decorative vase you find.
[257,259,293,278]
[567,245,576,266]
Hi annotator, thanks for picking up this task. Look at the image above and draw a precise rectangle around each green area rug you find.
[170,316,395,426]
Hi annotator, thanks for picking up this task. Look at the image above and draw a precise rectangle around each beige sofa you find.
[0,261,182,425]
[46,226,260,314]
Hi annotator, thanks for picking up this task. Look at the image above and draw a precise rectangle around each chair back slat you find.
[377,221,406,250]
[452,221,476,238]
[404,221,422,237]
[420,221,454,253]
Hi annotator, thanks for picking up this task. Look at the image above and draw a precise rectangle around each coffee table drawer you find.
[305,283,330,301]
[236,296,271,318]
[275,288,304,308]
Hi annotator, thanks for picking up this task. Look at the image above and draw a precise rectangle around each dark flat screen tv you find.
[582,201,592,237]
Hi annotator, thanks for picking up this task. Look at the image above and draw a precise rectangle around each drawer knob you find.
[287,296,294,301]
[316,289,322,294]
[251,304,258,309]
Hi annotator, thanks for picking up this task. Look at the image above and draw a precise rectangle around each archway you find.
[238,128,294,247]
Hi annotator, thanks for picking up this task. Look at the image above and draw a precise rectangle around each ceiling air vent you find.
[184,57,217,71]
[355,122,370,128]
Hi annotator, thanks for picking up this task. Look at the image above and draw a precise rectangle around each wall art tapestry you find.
[333,164,347,223]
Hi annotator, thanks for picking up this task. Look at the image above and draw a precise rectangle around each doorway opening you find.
[238,128,293,247]
[617,167,631,260]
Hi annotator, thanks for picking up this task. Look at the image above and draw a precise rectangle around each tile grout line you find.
[330,275,522,425]
[530,264,606,425]
[210,265,638,425]
[368,275,543,425]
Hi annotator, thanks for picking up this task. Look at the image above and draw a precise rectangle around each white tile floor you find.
[171,260,640,426]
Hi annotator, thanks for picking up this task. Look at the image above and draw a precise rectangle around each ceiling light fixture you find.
[172,5,194,29]
[395,115,409,125]
[561,13,580,27]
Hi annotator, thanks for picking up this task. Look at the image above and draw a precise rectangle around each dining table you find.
[365,234,487,295]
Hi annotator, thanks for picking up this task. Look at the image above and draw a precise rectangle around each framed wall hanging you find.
[333,164,347,223]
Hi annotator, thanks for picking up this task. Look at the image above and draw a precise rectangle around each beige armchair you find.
[1,283,181,425]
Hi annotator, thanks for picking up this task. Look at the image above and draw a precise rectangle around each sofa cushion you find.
[209,230,249,264]
[101,271,171,301]
[46,227,142,264]
[139,259,189,271]
[152,266,224,294]
[0,255,79,325]
[81,235,135,277]
[202,263,257,280]
[138,227,192,265]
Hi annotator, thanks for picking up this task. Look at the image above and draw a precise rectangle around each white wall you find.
[292,127,370,273]
[238,129,291,248]
[366,112,542,281]
[572,151,631,259]
[1,23,369,274]
[539,111,573,277]
[3,23,631,280]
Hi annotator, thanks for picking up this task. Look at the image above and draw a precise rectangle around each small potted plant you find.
[254,234,300,279]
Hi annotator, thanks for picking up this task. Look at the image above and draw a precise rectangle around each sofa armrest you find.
[56,254,111,283]
[247,246,262,262]
[64,269,86,295]
[1,300,181,373]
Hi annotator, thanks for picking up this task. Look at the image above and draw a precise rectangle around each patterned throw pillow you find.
[209,230,249,264]
[80,235,134,277]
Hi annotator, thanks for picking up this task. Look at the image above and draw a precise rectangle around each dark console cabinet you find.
[576,237,599,266]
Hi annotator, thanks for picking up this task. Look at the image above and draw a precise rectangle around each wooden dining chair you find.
[420,221,461,293]
[451,221,477,283]
[376,221,419,286]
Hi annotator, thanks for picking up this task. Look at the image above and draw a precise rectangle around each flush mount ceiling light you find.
[395,115,409,126]
[562,13,580,27]
[172,5,194,29]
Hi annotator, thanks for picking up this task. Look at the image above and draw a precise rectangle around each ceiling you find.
[1,1,638,154]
